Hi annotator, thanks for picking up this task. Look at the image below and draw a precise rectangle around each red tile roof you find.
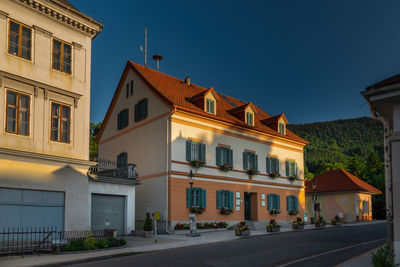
[305,169,382,195]
[128,61,307,144]
[367,73,400,89]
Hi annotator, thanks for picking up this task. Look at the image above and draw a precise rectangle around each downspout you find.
[370,106,394,247]
[165,107,176,234]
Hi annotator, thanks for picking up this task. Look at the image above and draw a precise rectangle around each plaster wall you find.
[88,182,136,235]
[0,156,90,231]
[98,69,171,221]
[0,0,95,160]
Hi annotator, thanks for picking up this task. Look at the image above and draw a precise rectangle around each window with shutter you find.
[117,109,129,130]
[217,147,232,167]
[187,188,206,208]
[244,152,257,170]
[286,161,297,177]
[135,99,148,122]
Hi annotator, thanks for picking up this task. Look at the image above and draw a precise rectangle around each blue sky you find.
[69,0,400,124]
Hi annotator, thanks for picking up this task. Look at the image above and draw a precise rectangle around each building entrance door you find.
[244,192,252,220]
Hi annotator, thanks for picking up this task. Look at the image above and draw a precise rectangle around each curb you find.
[335,247,378,267]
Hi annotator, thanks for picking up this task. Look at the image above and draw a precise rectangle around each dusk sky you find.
[70,0,400,124]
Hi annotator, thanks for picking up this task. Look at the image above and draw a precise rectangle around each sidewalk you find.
[0,220,385,267]
[336,248,377,267]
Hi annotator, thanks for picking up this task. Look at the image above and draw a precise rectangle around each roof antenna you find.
[152,54,163,71]
[140,28,148,66]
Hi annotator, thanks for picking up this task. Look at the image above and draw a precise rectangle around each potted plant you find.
[288,175,297,182]
[220,207,233,215]
[190,207,205,214]
[219,163,233,172]
[331,215,342,226]
[268,172,280,179]
[235,221,250,236]
[246,169,259,178]
[292,217,304,230]
[288,210,299,216]
[270,209,281,215]
[315,216,326,228]
[143,212,153,237]
[266,219,281,232]
[189,159,205,169]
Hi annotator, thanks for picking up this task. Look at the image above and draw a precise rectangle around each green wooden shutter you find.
[277,195,281,211]
[286,196,290,211]
[275,158,280,173]
[117,112,121,130]
[267,194,272,210]
[229,191,234,209]
[266,157,270,173]
[294,162,298,176]
[216,147,221,166]
[254,154,258,171]
[134,104,138,122]
[200,144,206,162]
[201,189,207,208]
[228,149,233,167]
[286,161,290,177]
[294,196,298,210]
[243,152,248,170]
[143,98,148,119]
[186,188,192,208]
[216,190,222,209]
[186,141,192,161]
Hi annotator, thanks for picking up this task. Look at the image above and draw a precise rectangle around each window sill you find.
[7,53,33,64]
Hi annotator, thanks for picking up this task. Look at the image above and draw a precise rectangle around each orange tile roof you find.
[305,169,382,195]
[128,61,307,144]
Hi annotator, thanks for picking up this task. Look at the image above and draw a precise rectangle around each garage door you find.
[0,188,64,230]
[91,194,125,236]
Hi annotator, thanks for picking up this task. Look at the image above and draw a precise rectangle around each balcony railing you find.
[89,159,138,179]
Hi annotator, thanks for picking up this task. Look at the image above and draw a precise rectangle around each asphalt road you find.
[70,222,386,267]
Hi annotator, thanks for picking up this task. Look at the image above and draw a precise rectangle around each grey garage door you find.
[0,188,64,230]
[91,194,126,236]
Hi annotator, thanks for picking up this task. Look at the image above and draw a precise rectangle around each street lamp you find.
[312,179,318,221]
[187,170,200,237]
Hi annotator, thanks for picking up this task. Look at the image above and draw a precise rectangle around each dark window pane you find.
[20,95,29,109]
[10,21,19,34]
[53,40,61,70]
[7,92,17,106]
[62,106,70,119]
[21,48,31,60]
[7,107,16,133]
[51,128,59,141]
[18,121,29,136]
[52,103,60,116]
[21,27,31,39]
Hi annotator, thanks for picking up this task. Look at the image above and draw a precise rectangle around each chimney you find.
[184,76,191,86]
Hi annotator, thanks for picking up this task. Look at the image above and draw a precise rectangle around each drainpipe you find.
[165,108,175,234]
[370,106,394,247]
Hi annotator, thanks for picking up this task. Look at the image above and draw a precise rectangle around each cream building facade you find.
[98,61,308,232]
[362,75,400,264]
[0,0,136,235]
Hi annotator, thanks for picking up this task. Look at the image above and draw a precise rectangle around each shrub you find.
[371,244,397,267]
[143,212,153,231]
[106,237,126,247]
[84,237,97,250]
[95,239,109,249]
[61,239,86,252]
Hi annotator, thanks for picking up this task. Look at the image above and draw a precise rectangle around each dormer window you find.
[279,123,285,135]
[206,99,215,114]
[246,112,254,126]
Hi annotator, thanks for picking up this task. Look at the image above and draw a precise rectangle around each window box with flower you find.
[190,207,205,214]
[315,216,326,228]
[235,221,250,236]
[220,207,233,215]
[266,219,281,232]
[268,172,280,179]
[292,217,304,230]
[246,169,259,176]
[270,209,281,215]
[189,159,205,169]
[219,163,233,172]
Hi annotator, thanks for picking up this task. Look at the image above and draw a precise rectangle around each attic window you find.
[206,99,215,114]
[246,112,254,126]
[279,123,285,135]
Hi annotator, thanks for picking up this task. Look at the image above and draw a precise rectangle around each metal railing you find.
[0,227,115,256]
[89,158,138,179]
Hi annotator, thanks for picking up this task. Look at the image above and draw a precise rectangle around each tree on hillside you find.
[346,155,367,180]
[90,122,102,161]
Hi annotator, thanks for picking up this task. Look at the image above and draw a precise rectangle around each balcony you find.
[88,159,139,180]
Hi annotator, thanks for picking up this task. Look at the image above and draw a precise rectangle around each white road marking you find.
[277,238,386,267]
